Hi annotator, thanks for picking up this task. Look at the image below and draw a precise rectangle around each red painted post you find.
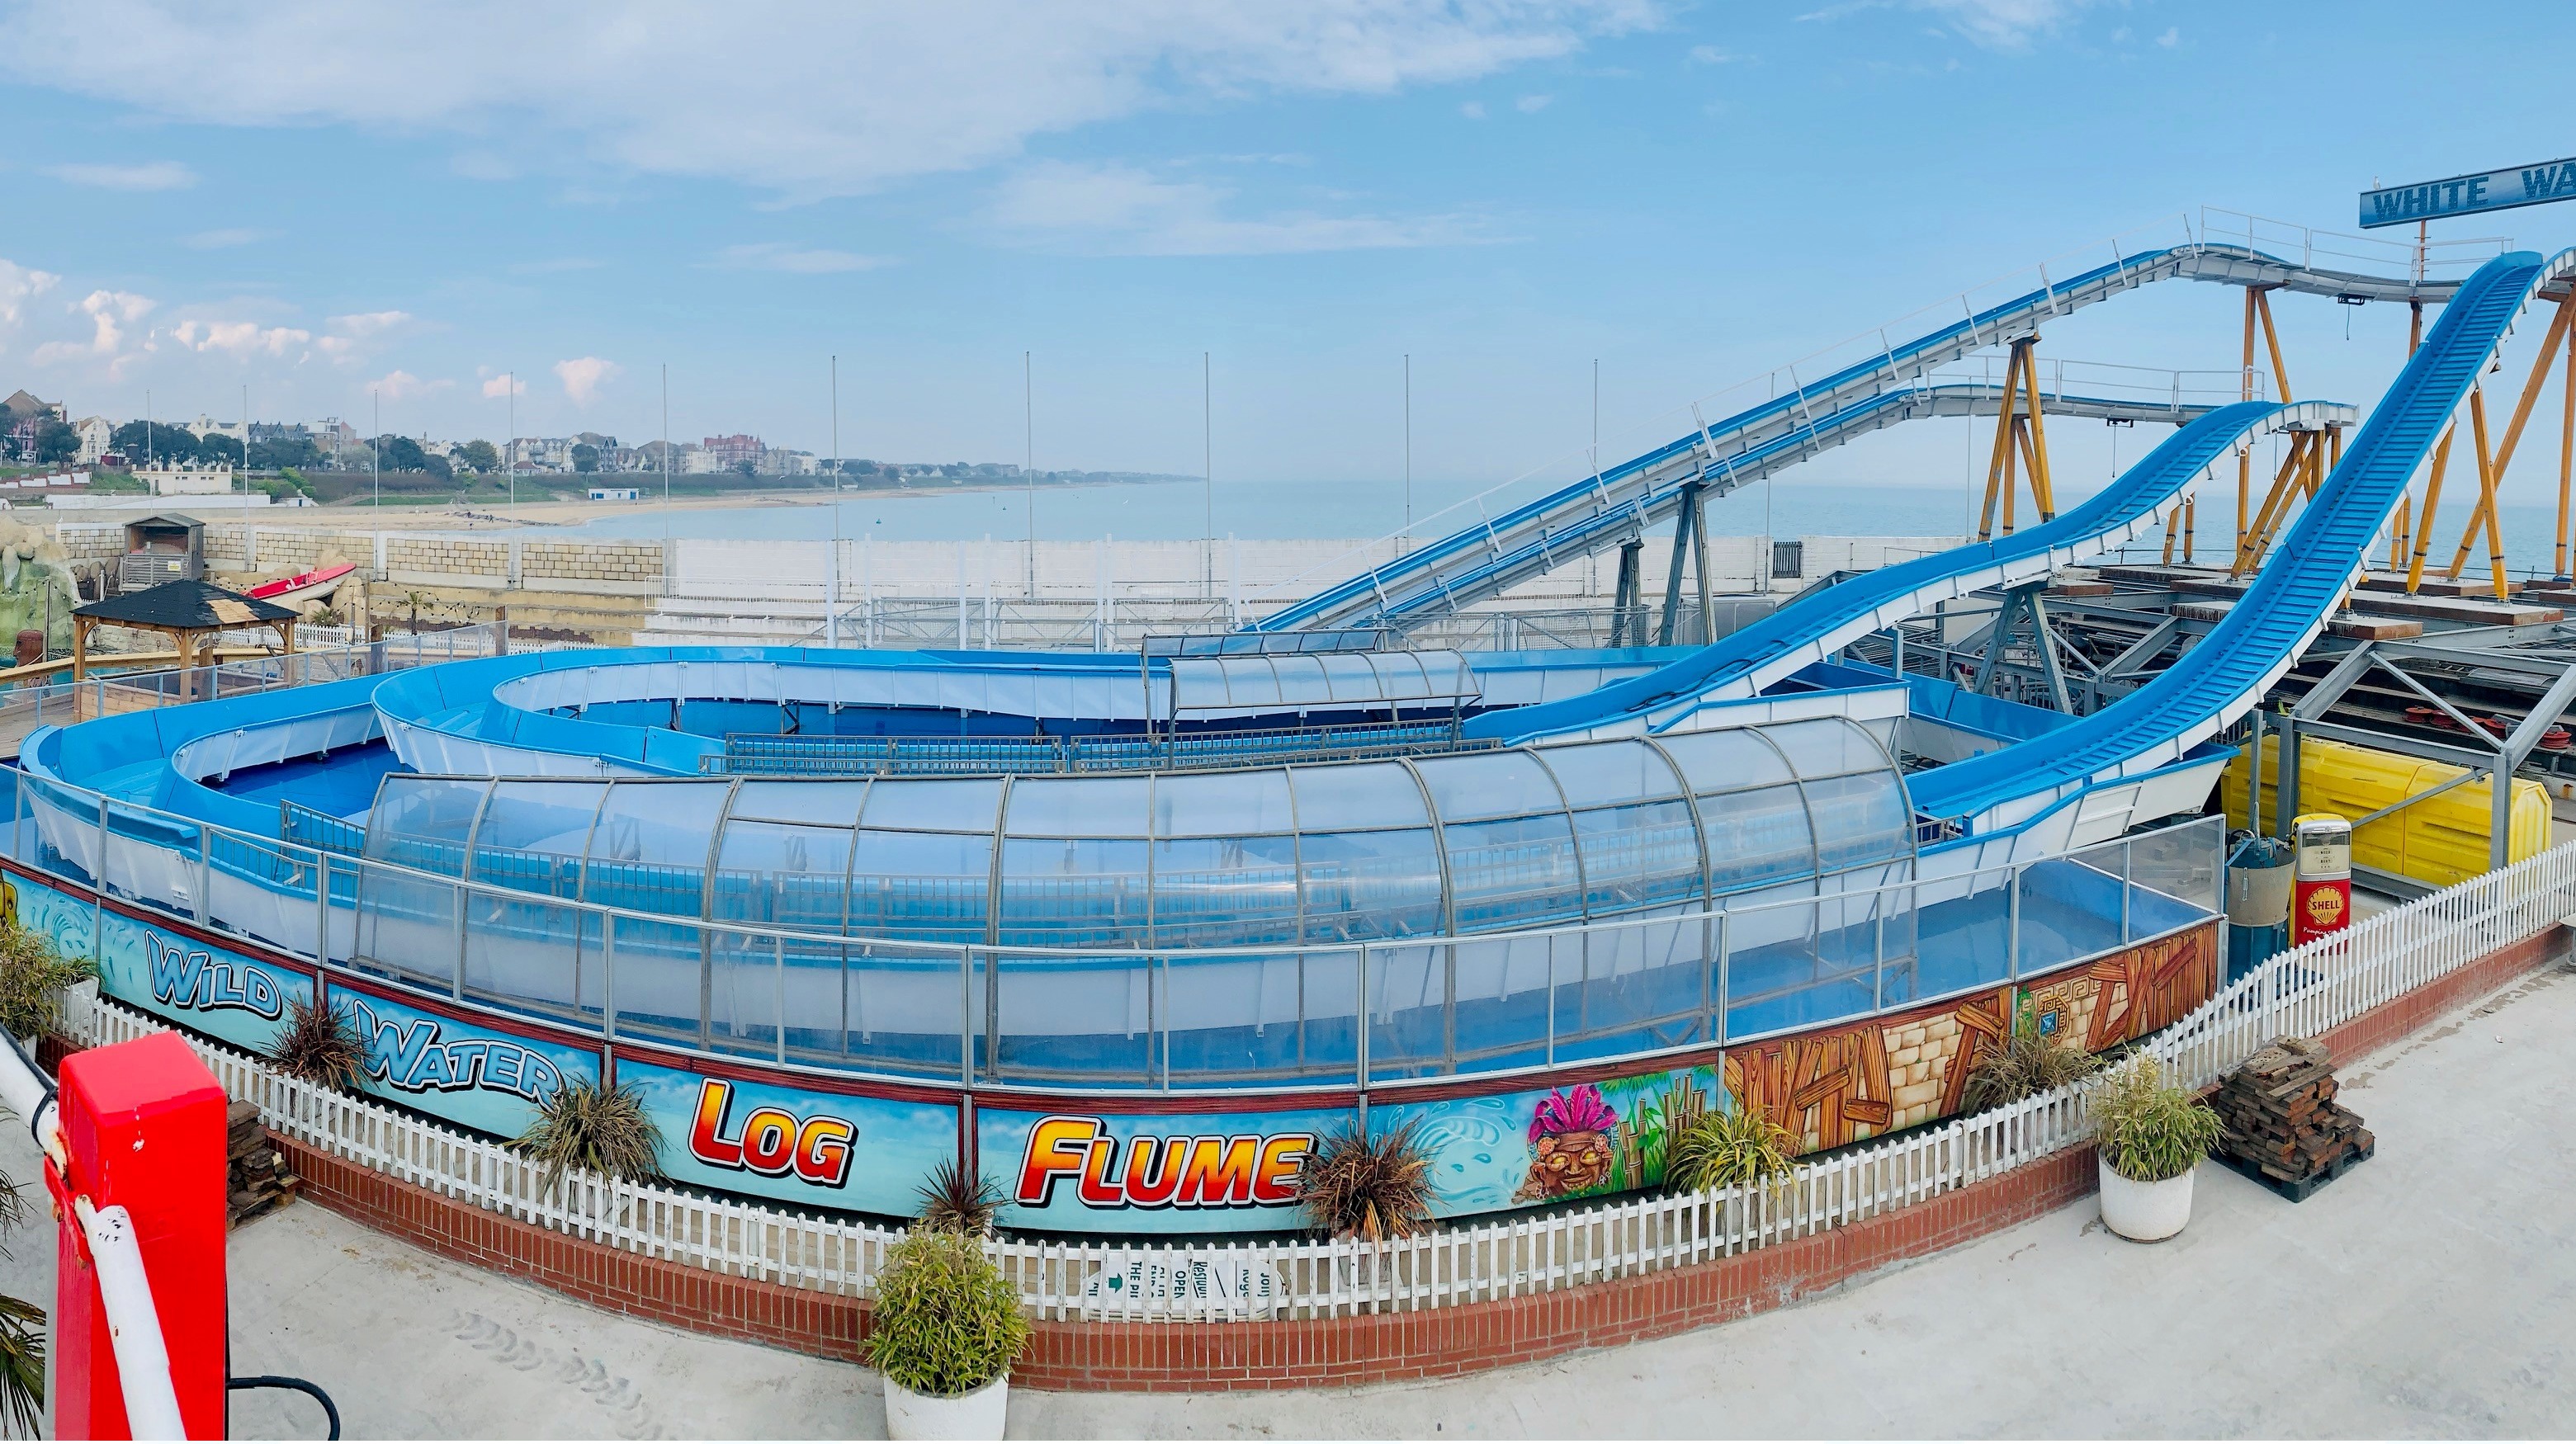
[48,1031,228,1441]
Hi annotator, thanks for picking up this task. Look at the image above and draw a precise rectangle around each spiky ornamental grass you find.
[1297,1119,1435,1243]
[264,993,366,1092]
[2092,1055,2224,1183]
[867,1229,1029,1399]
[0,917,93,1044]
[915,1159,1004,1238]
[510,1077,665,1200]
[1666,1106,1798,1194]
[1961,1017,2105,1113]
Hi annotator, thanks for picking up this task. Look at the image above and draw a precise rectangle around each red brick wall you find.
[271,926,2564,1392]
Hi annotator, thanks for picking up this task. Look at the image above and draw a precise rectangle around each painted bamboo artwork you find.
[1721,922,2220,1156]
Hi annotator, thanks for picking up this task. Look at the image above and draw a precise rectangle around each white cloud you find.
[172,319,310,356]
[44,289,154,356]
[182,227,269,249]
[0,2,1655,199]
[1459,100,1488,119]
[371,370,448,401]
[987,160,1489,256]
[1800,0,2080,50]
[2156,26,2179,46]
[1515,93,1552,111]
[553,356,621,404]
[1908,0,2079,49]
[714,243,891,275]
[0,259,61,328]
[44,159,196,191]
[1688,44,1741,63]
[312,309,413,362]
[329,310,411,337]
[480,374,526,399]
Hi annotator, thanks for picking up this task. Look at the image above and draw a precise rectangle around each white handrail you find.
[73,1199,187,1442]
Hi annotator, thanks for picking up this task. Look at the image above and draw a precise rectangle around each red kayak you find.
[244,562,357,610]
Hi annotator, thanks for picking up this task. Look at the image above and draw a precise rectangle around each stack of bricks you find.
[2211,1036,2372,1193]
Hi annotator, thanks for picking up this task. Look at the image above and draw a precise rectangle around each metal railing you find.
[709,719,1498,777]
[0,623,511,754]
[8,757,2216,1091]
[59,829,2572,1322]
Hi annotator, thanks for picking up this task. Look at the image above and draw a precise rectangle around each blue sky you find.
[0,0,2567,507]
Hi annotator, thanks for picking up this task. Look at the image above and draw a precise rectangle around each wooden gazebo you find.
[72,578,298,685]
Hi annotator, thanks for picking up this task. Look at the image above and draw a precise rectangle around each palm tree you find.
[0,1151,40,1437]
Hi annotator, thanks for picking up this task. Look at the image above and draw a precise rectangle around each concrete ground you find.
[0,959,2567,1438]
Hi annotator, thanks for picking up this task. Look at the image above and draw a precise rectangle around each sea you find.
[491,478,2576,580]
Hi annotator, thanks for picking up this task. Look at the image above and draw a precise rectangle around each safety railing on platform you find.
[709,719,1498,777]
[58,833,2575,1321]
[0,622,510,753]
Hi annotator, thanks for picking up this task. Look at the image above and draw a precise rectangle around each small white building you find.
[587,486,641,502]
[137,460,235,496]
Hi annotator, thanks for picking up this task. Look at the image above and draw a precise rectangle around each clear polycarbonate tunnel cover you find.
[362,714,1917,951]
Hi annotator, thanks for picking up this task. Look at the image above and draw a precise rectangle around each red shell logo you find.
[2304,890,2346,927]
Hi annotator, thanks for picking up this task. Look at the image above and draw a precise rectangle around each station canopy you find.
[362,715,1917,951]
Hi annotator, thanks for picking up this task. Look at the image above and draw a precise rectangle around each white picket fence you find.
[60,839,2576,1323]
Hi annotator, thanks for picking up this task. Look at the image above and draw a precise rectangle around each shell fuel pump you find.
[2291,813,2355,945]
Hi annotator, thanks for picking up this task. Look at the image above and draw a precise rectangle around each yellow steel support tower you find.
[2437,290,2576,595]
[1974,334,2056,541]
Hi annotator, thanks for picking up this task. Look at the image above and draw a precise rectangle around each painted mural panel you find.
[7,870,316,1056]
[332,986,599,1139]
[1373,1064,1721,1215]
[980,1102,1348,1234]
[623,1056,954,1221]
[1728,921,2223,1155]
[2019,923,2216,1050]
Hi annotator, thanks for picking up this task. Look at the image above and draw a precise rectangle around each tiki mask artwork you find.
[1514,1083,1619,1201]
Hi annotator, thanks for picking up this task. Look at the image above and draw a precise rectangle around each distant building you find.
[73,416,111,465]
[137,460,235,496]
[510,437,557,470]
[702,433,763,470]
[767,450,818,475]
[0,390,63,425]
[587,486,641,502]
[680,444,722,474]
[186,413,248,445]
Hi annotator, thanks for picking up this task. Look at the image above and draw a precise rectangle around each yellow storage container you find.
[2219,732,2549,889]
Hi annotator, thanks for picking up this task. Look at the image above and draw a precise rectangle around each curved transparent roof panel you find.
[362,715,1912,949]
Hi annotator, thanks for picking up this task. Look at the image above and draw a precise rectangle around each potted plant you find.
[2090,1055,2223,1242]
[868,1229,1028,1441]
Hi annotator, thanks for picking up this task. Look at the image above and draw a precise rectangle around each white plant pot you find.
[883,1371,1009,1442]
[2097,1157,2195,1242]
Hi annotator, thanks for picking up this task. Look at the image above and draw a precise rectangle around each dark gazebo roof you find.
[73,578,297,630]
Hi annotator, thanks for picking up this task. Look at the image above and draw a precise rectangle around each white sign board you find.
[2361,159,2576,229]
